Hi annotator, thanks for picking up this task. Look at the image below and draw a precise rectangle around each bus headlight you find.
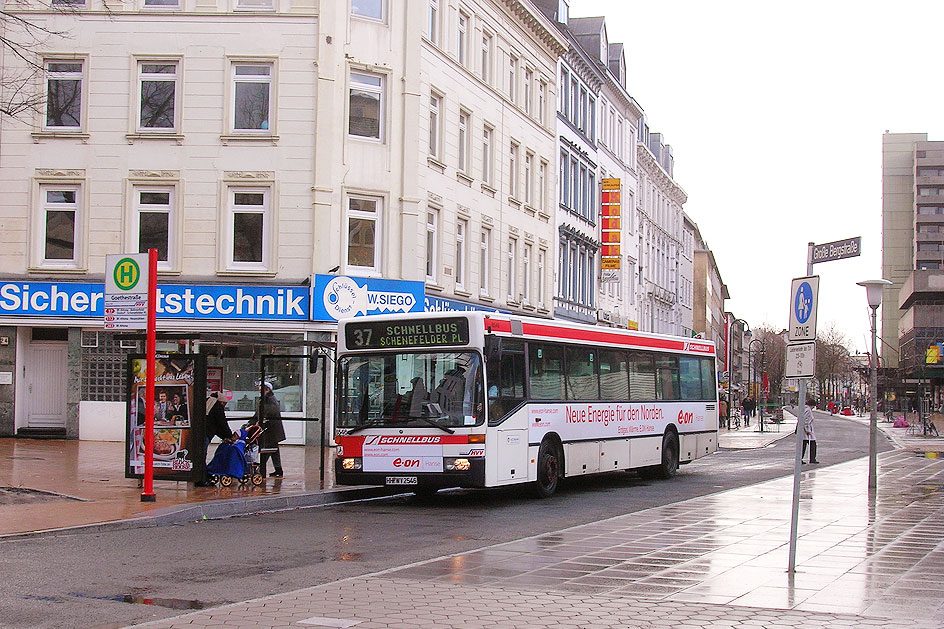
[341,458,362,470]
[445,457,471,471]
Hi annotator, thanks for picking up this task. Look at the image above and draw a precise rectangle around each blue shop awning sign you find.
[311,275,426,321]
[0,281,310,321]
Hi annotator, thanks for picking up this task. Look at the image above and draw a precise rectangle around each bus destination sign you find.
[345,317,470,349]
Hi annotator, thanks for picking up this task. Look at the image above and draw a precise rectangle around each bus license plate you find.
[386,476,418,485]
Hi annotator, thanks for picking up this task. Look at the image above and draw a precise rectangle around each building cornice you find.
[637,143,688,206]
[501,0,569,58]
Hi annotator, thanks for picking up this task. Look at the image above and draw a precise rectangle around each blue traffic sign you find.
[794,282,813,324]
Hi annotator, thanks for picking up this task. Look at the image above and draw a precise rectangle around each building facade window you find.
[236,0,274,10]
[524,152,533,205]
[482,125,493,185]
[232,62,272,132]
[426,208,439,282]
[455,218,467,290]
[428,92,442,158]
[481,32,492,84]
[507,238,517,301]
[523,243,532,305]
[539,159,547,213]
[347,195,381,273]
[560,67,569,118]
[458,109,470,172]
[45,60,84,130]
[39,184,81,265]
[349,71,383,140]
[537,248,546,307]
[134,186,174,265]
[538,80,547,125]
[226,187,270,269]
[480,228,490,296]
[352,0,383,20]
[137,61,178,131]
[457,11,469,66]
[508,54,517,103]
[509,142,519,199]
[427,0,439,44]
[524,68,532,115]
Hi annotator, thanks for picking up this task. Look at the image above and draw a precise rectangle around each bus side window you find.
[700,357,717,400]
[679,356,703,401]
[599,350,629,400]
[529,343,565,400]
[656,354,680,401]
[566,346,599,400]
[486,339,525,424]
[628,352,656,400]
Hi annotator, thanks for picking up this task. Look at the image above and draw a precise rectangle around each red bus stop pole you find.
[141,248,158,502]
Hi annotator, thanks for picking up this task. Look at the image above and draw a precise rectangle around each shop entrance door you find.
[26,337,68,428]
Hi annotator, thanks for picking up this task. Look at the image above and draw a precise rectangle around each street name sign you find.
[788,276,819,342]
[104,253,149,330]
[786,341,816,379]
[811,237,861,264]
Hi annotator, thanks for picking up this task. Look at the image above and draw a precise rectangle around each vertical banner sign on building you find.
[104,254,149,330]
[600,178,621,281]
[125,354,206,482]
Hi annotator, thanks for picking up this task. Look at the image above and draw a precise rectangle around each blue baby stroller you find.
[207,423,265,487]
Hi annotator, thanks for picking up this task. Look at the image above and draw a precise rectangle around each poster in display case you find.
[125,354,206,482]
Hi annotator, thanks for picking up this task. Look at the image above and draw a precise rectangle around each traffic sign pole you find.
[141,249,158,503]
[788,243,815,572]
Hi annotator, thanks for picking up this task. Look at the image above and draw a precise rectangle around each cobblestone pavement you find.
[132,450,944,628]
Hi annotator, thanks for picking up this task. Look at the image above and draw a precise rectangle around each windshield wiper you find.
[344,419,385,435]
[413,415,455,434]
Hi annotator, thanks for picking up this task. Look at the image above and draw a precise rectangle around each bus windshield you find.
[337,351,484,429]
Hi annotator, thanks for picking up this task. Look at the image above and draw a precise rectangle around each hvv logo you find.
[310,274,425,321]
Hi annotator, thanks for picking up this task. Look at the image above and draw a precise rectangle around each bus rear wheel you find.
[533,440,561,498]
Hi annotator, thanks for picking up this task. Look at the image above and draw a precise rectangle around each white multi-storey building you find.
[636,118,687,335]
[0,0,565,441]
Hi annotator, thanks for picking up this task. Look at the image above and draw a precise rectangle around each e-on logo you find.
[113,258,141,291]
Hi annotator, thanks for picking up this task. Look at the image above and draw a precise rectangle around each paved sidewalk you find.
[0,439,387,538]
[718,409,797,450]
[132,450,944,628]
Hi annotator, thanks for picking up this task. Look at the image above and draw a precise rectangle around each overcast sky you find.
[570,0,944,353]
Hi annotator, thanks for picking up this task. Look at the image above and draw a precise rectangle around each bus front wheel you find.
[533,440,561,498]
[638,432,679,480]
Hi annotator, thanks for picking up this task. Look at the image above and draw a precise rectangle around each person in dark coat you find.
[196,391,235,487]
[256,381,285,477]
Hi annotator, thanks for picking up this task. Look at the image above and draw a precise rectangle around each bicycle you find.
[921,413,940,438]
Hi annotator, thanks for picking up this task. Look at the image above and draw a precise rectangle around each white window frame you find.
[480,228,491,296]
[132,184,177,270]
[539,159,547,213]
[428,92,442,159]
[482,124,493,185]
[351,0,384,21]
[537,248,546,307]
[523,243,532,306]
[508,53,518,103]
[345,194,383,275]
[481,31,492,83]
[426,208,439,283]
[223,185,273,272]
[236,0,274,11]
[455,218,467,290]
[44,59,85,131]
[427,0,439,44]
[507,238,518,301]
[457,10,469,66]
[524,67,532,115]
[509,142,519,199]
[136,59,180,133]
[230,61,274,135]
[560,67,569,117]
[349,71,384,141]
[538,80,547,125]
[458,109,470,173]
[33,182,84,269]
[524,151,533,206]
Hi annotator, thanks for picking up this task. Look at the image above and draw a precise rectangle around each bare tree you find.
[1,1,75,120]
[751,326,786,405]
[815,325,855,405]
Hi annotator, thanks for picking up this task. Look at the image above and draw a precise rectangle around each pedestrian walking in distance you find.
[802,396,819,464]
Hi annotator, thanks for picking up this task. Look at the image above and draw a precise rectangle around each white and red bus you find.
[334,311,718,497]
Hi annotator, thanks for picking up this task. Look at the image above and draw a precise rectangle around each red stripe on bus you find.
[484,317,714,354]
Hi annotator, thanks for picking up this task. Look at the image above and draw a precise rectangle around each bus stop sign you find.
[788,276,819,342]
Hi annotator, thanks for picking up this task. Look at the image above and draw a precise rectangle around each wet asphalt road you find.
[0,410,892,629]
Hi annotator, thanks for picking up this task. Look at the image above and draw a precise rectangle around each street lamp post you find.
[748,337,764,430]
[857,279,892,492]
